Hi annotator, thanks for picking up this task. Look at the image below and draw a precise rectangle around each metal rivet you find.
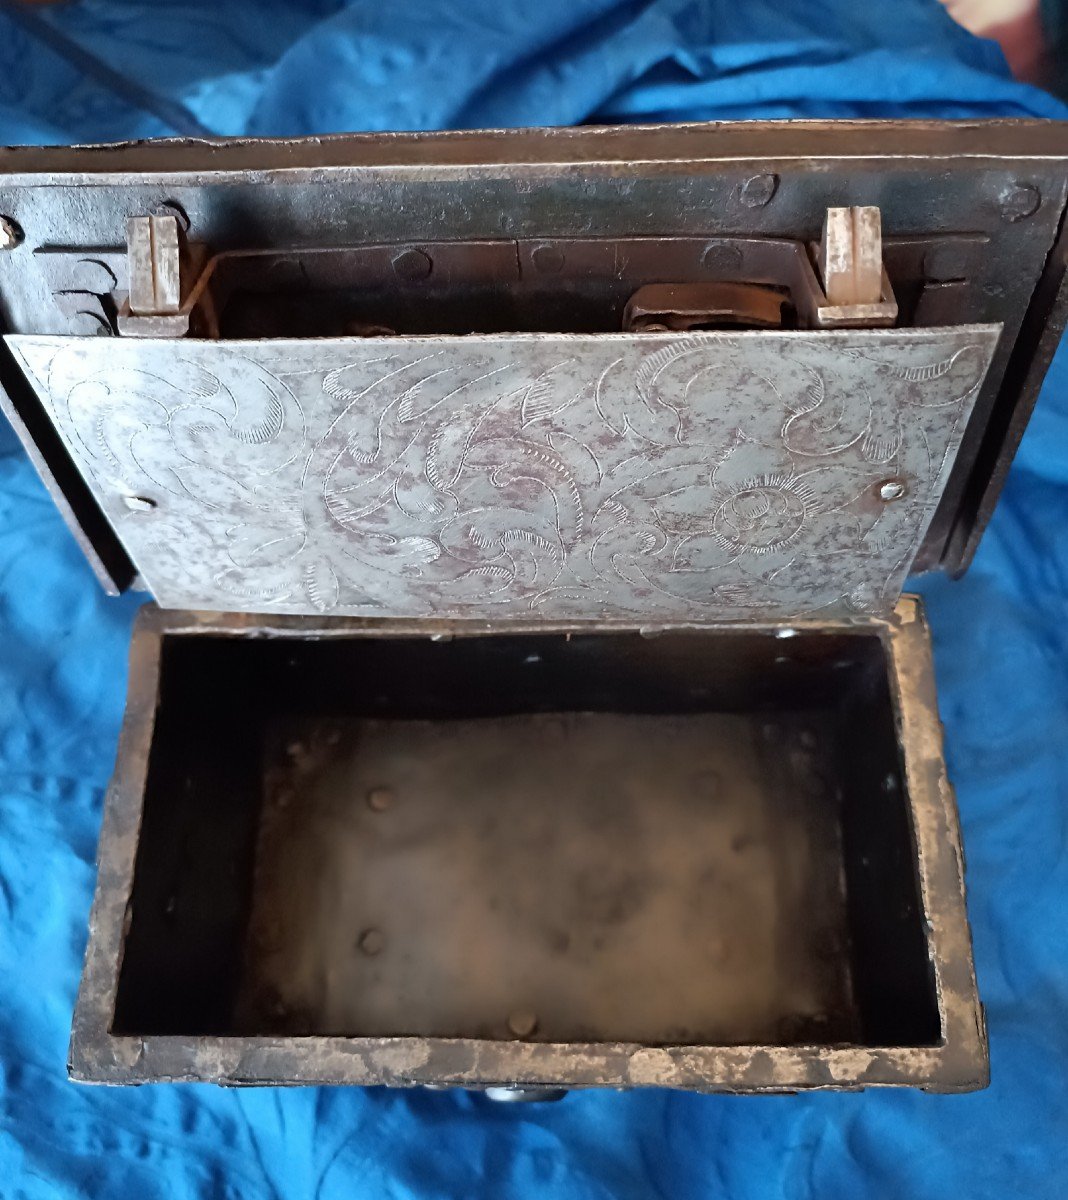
[507,1010,538,1038]
[358,928,384,956]
[881,773,899,793]
[774,627,797,639]
[701,243,744,274]
[878,479,906,502]
[999,183,1041,222]
[121,494,157,512]
[153,199,191,232]
[0,216,24,251]
[391,248,433,281]
[739,174,779,208]
[531,245,566,275]
[367,786,394,812]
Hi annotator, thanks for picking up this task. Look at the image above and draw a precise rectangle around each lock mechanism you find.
[34,205,930,340]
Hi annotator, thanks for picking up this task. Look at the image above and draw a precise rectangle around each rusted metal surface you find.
[68,597,986,1091]
[240,710,855,1044]
[8,326,998,620]
[622,282,787,330]
[947,199,1068,572]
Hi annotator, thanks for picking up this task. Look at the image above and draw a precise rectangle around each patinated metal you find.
[7,326,998,620]
[69,598,986,1092]
[0,120,1064,1097]
[2,120,1066,572]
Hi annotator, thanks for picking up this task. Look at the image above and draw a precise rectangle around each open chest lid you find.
[1,120,1066,624]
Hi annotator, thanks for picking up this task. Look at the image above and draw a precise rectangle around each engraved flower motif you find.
[710,473,816,555]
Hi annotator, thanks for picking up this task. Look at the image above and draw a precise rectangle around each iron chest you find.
[1,121,1066,1095]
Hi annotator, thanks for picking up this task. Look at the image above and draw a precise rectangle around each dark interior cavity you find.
[112,629,941,1048]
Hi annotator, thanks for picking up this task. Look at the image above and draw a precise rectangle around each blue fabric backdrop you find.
[0,2,1066,1197]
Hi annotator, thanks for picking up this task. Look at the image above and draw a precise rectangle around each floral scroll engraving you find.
[7,328,999,619]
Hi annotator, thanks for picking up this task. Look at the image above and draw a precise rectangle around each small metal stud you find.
[358,928,385,956]
[999,183,1041,223]
[878,479,906,502]
[739,173,779,208]
[367,786,394,812]
[531,245,566,275]
[507,1010,538,1038]
[701,242,744,273]
[391,248,433,281]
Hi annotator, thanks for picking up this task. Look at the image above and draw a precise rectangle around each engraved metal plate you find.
[6,328,1000,620]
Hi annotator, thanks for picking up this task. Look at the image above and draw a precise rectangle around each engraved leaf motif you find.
[860,428,901,465]
[519,373,556,425]
[877,348,967,383]
[395,536,441,564]
[232,392,284,446]
[303,559,340,612]
[13,328,997,622]
[517,361,581,426]
[227,523,305,569]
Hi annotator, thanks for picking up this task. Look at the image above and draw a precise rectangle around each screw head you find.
[391,248,433,281]
[999,183,1041,222]
[0,216,24,251]
[878,479,906,502]
[739,174,779,208]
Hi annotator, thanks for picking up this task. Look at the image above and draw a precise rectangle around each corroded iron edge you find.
[69,599,987,1092]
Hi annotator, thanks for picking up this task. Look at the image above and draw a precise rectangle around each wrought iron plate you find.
[6,327,999,619]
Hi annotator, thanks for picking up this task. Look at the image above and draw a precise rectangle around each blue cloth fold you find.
[0,2,1065,1196]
